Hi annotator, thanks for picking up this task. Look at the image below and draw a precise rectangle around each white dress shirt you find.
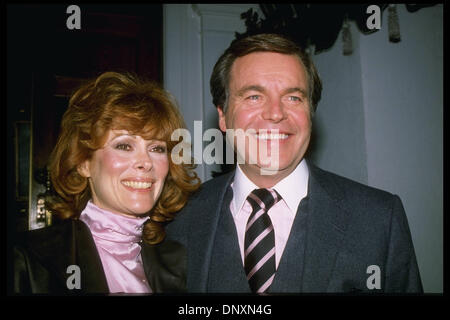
[230,159,309,268]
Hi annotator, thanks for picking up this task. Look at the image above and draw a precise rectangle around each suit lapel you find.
[205,185,251,292]
[26,220,108,293]
[269,196,309,293]
[187,172,236,292]
[300,163,352,292]
[140,240,187,293]
[74,220,109,293]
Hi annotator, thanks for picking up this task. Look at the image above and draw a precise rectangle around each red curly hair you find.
[47,71,200,244]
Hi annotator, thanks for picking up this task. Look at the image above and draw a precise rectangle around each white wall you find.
[360,5,443,293]
[312,5,443,292]
[163,4,443,293]
[309,21,368,185]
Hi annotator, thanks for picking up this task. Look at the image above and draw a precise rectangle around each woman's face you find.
[78,129,169,218]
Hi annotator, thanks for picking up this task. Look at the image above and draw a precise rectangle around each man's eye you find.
[115,143,132,151]
[247,95,261,101]
[288,96,301,102]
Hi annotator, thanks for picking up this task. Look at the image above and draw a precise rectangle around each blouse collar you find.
[80,201,149,243]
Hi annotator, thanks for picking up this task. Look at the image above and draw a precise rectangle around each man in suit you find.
[166,33,422,293]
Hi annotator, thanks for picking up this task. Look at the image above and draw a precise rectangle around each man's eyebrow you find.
[284,87,308,97]
[236,85,265,97]
[236,85,309,98]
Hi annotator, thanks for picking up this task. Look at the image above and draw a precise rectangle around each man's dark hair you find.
[210,33,322,114]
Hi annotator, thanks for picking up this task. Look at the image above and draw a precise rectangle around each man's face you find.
[218,51,312,187]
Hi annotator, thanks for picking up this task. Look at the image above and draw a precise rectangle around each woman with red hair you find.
[14,72,200,294]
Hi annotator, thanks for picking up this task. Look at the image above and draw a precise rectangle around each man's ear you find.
[217,106,227,133]
[77,160,91,178]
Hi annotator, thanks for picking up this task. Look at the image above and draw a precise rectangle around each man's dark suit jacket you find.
[14,219,186,294]
[165,162,423,293]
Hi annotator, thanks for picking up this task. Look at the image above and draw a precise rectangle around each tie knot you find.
[247,188,281,212]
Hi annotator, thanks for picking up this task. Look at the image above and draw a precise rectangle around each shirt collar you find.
[231,159,309,216]
[231,164,259,217]
[272,159,309,213]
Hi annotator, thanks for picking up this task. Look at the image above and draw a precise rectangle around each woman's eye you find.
[115,143,132,151]
[151,145,167,153]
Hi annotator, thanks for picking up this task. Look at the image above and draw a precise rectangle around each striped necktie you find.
[244,188,282,293]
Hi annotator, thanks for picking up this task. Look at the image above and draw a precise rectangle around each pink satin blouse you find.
[80,201,151,293]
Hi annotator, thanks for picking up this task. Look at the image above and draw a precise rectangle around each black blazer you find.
[13,219,186,294]
[165,161,423,293]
